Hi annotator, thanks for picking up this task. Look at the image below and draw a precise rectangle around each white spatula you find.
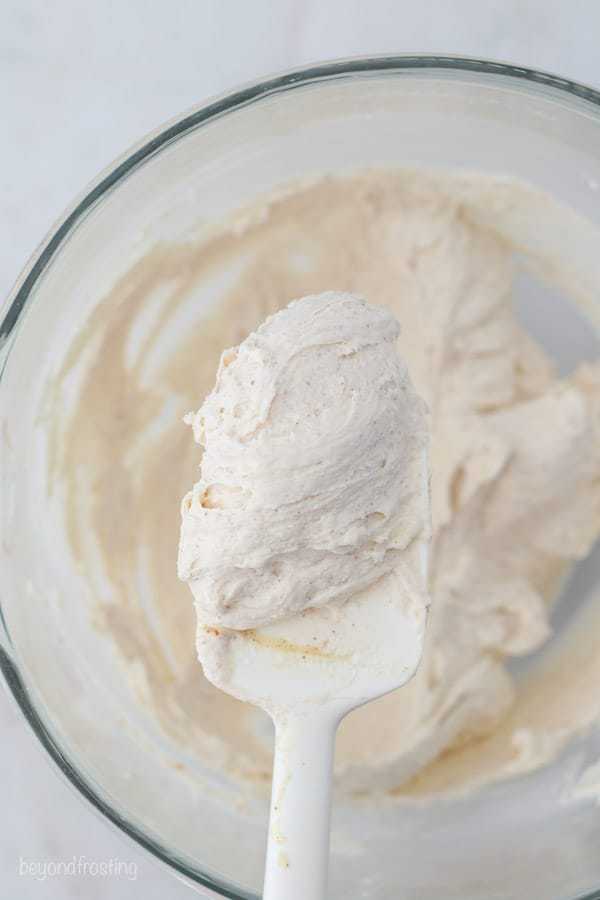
[180,293,431,898]
[196,483,429,900]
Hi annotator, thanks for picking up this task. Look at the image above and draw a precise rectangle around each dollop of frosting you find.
[178,291,429,629]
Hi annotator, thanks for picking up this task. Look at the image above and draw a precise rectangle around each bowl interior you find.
[2,62,600,900]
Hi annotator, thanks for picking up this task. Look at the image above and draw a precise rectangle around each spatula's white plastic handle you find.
[263,710,338,900]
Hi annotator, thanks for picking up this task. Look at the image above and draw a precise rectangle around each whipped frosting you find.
[49,168,600,798]
[178,291,429,631]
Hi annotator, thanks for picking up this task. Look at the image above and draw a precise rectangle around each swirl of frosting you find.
[178,291,428,629]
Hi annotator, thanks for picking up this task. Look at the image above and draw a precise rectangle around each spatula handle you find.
[263,710,337,900]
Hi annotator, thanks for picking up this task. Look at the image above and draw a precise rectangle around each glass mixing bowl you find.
[1,56,600,900]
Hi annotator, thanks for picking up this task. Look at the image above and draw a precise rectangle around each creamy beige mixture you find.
[179,292,429,630]
[48,169,600,797]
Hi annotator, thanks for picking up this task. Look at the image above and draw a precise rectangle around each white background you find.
[2,1,600,897]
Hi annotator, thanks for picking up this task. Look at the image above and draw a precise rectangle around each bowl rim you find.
[2,53,600,900]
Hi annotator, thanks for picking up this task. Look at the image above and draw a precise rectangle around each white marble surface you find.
[2,1,600,897]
